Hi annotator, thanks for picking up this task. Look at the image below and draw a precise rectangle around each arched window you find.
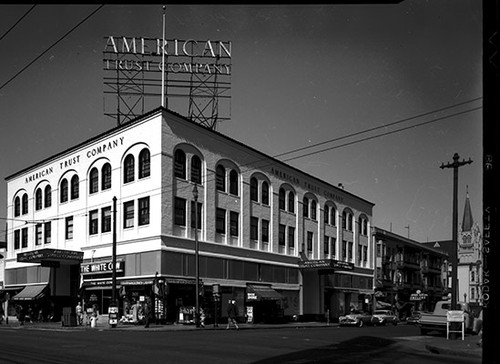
[216,165,225,191]
[310,200,317,220]
[14,196,21,217]
[124,154,135,183]
[324,205,329,224]
[44,185,52,208]
[250,178,258,202]
[303,196,309,218]
[71,175,79,200]
[342,211,347,229]
[60,179,68,203]
[229,170,238,195]
[174,149,186,179]
[348,213,353,231]
[35,188,43,210]
[102,163,112,190]
[279,188,286,210]
[22,194,28,214]
[89,168,99,194]
[262,181,269,205]
[139,148,151,179]
[288,191,295,213]
[190,155,202,184]
[330,206,336,226]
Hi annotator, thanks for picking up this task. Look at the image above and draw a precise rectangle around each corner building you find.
[4,108,374,323]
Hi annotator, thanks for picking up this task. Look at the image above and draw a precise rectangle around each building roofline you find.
[5,107,374,207]
[373,226,448,257]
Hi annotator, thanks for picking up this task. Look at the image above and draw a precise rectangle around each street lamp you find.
[193,184,200,328]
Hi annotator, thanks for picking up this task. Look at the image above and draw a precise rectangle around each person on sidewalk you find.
[75,302,83,326]
[226,299,239,330]
[144,297,153,328]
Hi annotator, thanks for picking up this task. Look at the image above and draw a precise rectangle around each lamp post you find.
[193,184,200,328]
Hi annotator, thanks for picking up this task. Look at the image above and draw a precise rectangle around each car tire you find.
[358,320,364,328]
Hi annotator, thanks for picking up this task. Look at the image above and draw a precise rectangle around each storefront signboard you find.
[80,260,124,275]
[299,259,354,270]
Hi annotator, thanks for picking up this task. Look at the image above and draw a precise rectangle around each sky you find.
[0,2,482,244]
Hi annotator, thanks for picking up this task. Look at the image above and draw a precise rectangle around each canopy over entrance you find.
[17,248,83,267]
[11,284,48,301]
[246,284,283,301]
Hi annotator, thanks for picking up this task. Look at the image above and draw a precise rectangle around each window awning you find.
[11,284,48,301]
[246,285,283,301]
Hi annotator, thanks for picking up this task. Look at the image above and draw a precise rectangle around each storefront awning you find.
[11,284,48,301]
[247,285,283,301]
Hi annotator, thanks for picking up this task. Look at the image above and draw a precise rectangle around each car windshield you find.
[374,311,389,315]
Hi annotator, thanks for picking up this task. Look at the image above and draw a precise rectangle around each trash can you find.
[62,307,77,327]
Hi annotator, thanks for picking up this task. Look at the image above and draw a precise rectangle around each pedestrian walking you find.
[75,302,83,326]
[226,299,239,330]
[144,297,152,328]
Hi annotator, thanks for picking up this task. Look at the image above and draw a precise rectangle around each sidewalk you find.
[1,316,482,360]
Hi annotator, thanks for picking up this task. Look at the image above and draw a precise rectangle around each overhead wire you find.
[0,4,104,92]
[0,98,482,232]
[0,4,37,42]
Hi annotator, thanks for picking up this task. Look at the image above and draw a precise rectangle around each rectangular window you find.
[363,246,368,262]
[250,217,258,240]
[44,222,51,244]
[14,229,20,249]
[124,201,135,228]
[348,241,353,261]
[324,235,329,255]
[89,209,99,235]
[358,244,362,264]
[139,197,150,226]
[216,208,226,234]
[279,224,286,246]
[190,201,202,229]
[307,232,313,255]
[288,226,295,248]
[342,240,347,261]
[174,197,186,226]
[331,237,336,257]
[261,219,269,243]
[102,206,112,232]
[36,224,42,246]
[21,227,28,248]
[229,211,239,236]
[66,216,73,240]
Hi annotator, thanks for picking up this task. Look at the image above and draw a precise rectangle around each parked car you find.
[406,311,421,325]
[339,311,379,327]
[372,310,399,326]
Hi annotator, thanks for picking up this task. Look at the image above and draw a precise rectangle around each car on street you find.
[372,310,399,326]
[339,311,379,327]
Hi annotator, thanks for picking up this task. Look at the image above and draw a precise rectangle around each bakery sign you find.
[80,260,124,275]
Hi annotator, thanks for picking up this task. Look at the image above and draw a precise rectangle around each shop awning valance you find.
[11,284,48,301]
[247,285,283,301]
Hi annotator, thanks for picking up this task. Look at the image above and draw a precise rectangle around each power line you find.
[274,97,482,159]
[0,4,37,42]
[0,100,482,234]
[0,4,104,92]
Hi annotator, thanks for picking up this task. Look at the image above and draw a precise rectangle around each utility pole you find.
[193,184,200,328]
[440,153,472,311]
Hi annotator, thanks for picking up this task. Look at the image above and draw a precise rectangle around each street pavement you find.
[0,315,483,361]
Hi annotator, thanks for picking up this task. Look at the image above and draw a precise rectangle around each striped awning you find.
[11,284,48,301]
